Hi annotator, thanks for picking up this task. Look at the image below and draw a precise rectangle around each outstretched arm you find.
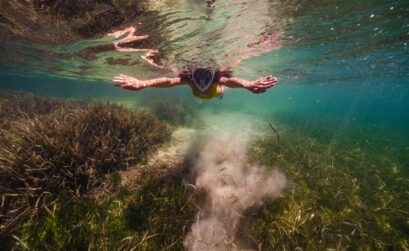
[219,76,277,93]
[113,74,183,91]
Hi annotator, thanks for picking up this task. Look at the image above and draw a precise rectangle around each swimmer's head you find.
[193,68,213,80]
[192,68,215,92]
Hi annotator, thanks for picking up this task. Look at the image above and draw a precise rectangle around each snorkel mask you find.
[192,68,215,93]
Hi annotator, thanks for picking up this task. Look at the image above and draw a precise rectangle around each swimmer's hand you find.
[246,76,277,93]
[113,74,146,90]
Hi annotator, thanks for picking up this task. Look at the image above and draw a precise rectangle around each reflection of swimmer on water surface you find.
[107,27,162,68]
[109,26,280,99]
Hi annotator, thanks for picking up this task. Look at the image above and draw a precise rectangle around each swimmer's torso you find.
[179,68,232,99]
[191,82,223,99]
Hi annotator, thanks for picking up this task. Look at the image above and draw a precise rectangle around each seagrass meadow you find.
[0,92,408,250]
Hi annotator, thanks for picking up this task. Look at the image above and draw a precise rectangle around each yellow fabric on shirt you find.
[190,83,223,99]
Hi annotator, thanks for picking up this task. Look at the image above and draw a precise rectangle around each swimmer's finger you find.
[264,76,277,81]
[113,75,126,81]
[113,79,125,84]
[260,81,273,86]
[113,79,127,84]
[114,74,129,79]
[260,78,275,84]
[113,75,133,84]
[113,80,126,86]
[258,82,272,88]
[261,80,277,87]
[266,77,277,82]
[113,78,125,83]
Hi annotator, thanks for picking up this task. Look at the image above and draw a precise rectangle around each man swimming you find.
[109,26,280,99]
[113,68,277,99]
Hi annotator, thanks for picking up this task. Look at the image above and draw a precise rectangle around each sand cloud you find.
[183,133,286,250]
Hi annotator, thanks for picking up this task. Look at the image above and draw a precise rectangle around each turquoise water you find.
[1,0,409,249]
[1,0,408,135]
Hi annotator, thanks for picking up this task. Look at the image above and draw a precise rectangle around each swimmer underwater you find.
[113,69,277,99]
[110,27,280,99]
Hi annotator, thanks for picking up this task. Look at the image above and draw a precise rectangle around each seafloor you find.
[0,92,408,250]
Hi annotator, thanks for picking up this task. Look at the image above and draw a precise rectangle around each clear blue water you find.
[1,0,409,140]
